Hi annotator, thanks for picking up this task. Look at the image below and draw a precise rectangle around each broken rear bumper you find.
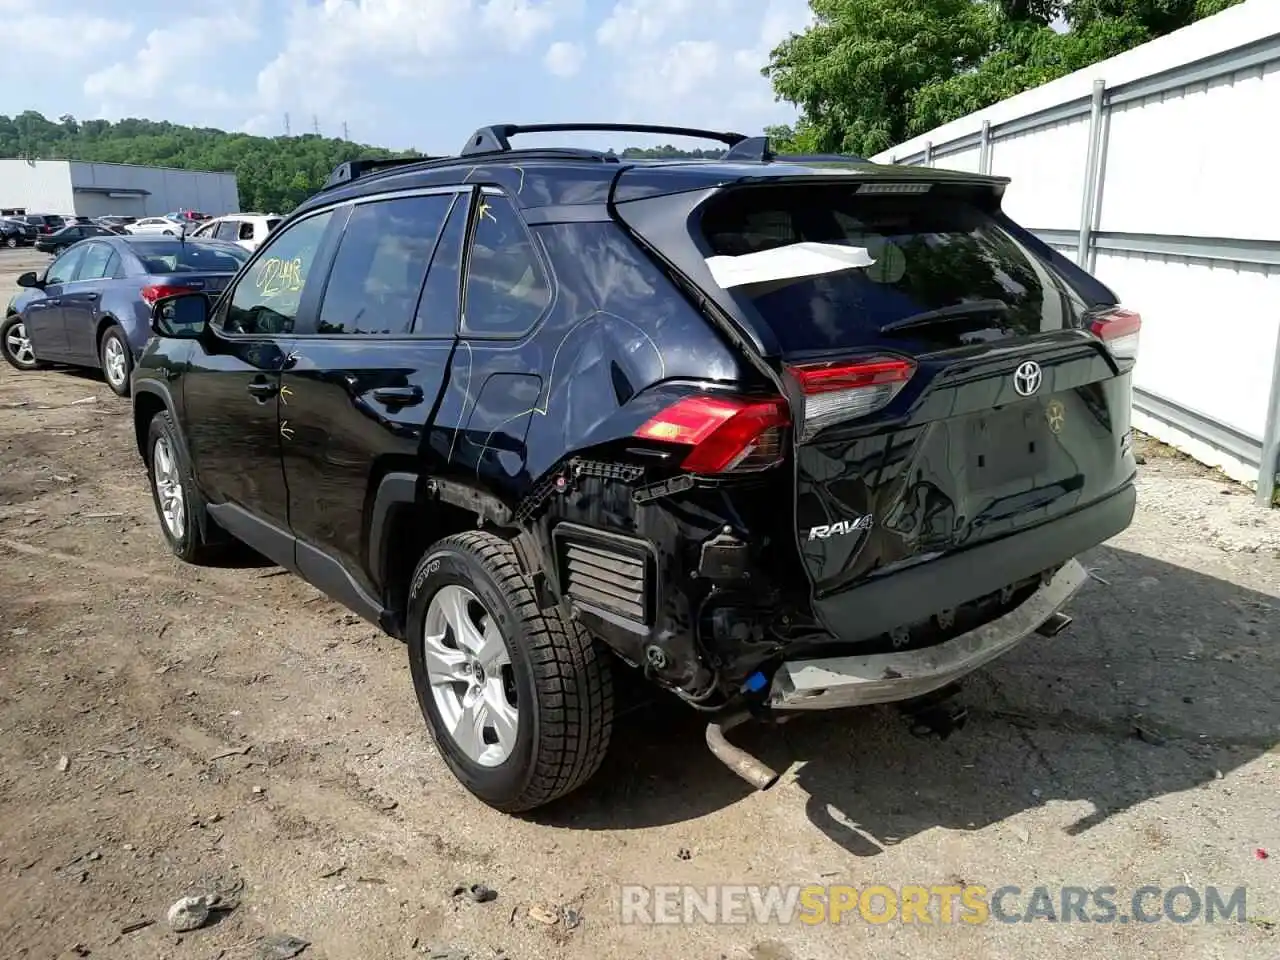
[767,558,1088,710]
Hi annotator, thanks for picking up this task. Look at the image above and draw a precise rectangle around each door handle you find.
[247,380,279,400]
[44,298,61,306]
[82,293,99,301]
[371,385,424,407]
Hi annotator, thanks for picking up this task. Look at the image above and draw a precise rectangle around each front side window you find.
[315,194,452,336]
[222,211,333,336]
[462,193,550,337]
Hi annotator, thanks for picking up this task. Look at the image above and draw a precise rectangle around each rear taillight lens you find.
[1089,306,1141,361]
[786,356,915,441]
[634,394,790,474]
[141,284,198,305]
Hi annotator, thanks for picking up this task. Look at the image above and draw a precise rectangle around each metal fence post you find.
[1077,78,1106,265]
[980,120,992,174]
[924,141,934,167]
[1256,336,1280,507]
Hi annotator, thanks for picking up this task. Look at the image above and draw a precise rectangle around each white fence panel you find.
[873,0,1280,505]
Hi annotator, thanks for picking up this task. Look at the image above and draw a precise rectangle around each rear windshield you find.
[130,240,248,273]
[699,185,1082,353]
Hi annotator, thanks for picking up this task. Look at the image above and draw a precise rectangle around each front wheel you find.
[4,236,17,249]
[162,230,174,236]
[145,412,225,564]
[407,531,614,813]
[1,314,44,370]
[99,324,132,397]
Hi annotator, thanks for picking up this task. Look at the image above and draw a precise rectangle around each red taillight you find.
[786,356,915,441]
[141,284,198,305]
[1088,306,1141,361]
[634,394,790,474]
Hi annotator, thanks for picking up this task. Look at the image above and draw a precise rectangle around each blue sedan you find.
[1,235,249,396]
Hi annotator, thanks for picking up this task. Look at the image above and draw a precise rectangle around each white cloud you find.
[0,3,134,64]
[253,0,477,121]
[84,12,257,107]
[480,0,558,52]
[594,0,811,135]
[543,40,585,78]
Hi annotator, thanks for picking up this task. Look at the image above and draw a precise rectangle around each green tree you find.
[765,0,1247,156]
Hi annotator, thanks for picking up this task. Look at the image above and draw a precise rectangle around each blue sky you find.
[0,0,812,154]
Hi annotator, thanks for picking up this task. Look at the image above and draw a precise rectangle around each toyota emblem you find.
[1013,360,1043,397]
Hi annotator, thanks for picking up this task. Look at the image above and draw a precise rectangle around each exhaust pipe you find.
[705,710,780,791]
[1036,612,1072,637]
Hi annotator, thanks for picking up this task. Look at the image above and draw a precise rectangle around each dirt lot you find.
[1,245,1278,960]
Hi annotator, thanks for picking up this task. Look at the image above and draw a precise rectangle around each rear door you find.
[689,182,1136,628]
[279,188,465,602]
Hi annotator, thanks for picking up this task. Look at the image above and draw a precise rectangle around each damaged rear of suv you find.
[134,123,1137,813]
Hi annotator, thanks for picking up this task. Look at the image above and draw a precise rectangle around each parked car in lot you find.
[35,222,118,253]
[0,217,38,248]
[14,214,66,235]
[1,236,248,395]
[126,217,185,236]
[187,213,282,252]
[129,121,1139,814]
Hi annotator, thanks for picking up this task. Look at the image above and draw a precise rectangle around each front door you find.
[23,245,88,360]
[279,190,466,604]
[180,208,339,560]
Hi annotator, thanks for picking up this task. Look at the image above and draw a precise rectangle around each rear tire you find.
[145,412,224,564]
[99,324,132,397]
[407,531,614,813]
[4,236,17,248]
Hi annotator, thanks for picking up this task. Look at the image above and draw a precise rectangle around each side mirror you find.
[16,271,40,288]
[151,293,211,339]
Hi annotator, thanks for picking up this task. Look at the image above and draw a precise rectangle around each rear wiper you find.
[879,299,1011,334]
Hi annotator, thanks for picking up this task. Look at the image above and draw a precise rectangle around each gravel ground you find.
[1,247,1277,960]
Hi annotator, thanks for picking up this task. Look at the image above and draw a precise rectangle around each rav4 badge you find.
[807,516,874,540]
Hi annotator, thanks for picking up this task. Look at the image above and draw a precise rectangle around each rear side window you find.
[315,193,453,336]
[462,193,550,338]
[132,241,247,273]
[699,186,1080,354]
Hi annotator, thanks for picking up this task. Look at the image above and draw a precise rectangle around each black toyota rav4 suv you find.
[131,122,1138,813]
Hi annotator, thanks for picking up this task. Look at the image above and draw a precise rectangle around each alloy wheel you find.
[152,435,186,541]
[4,321,35,366]
[103,335,127,388]
[422,584,519,767]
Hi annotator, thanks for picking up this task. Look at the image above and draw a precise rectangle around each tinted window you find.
[46,246,86,284]
[415,195,468,338]
[700,185,1082,353]
[266,218,282,232]
[462,194,549,337]
[224,211,333,336]
[315,195,452,336]
[131,241,247,274]
[76,243,115,281]
[215,220,239,241]
[238,222,256,241]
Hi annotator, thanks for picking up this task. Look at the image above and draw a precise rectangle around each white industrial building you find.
[0,158,239,219]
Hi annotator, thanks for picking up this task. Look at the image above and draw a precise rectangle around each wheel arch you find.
[369,471,556,637]
[131,381,188,466]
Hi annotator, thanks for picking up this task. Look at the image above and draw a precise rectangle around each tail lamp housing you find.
[1088,306,1141,361]
[141,284,200,305]
[634,394,790,474]
[785,356,915,441]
